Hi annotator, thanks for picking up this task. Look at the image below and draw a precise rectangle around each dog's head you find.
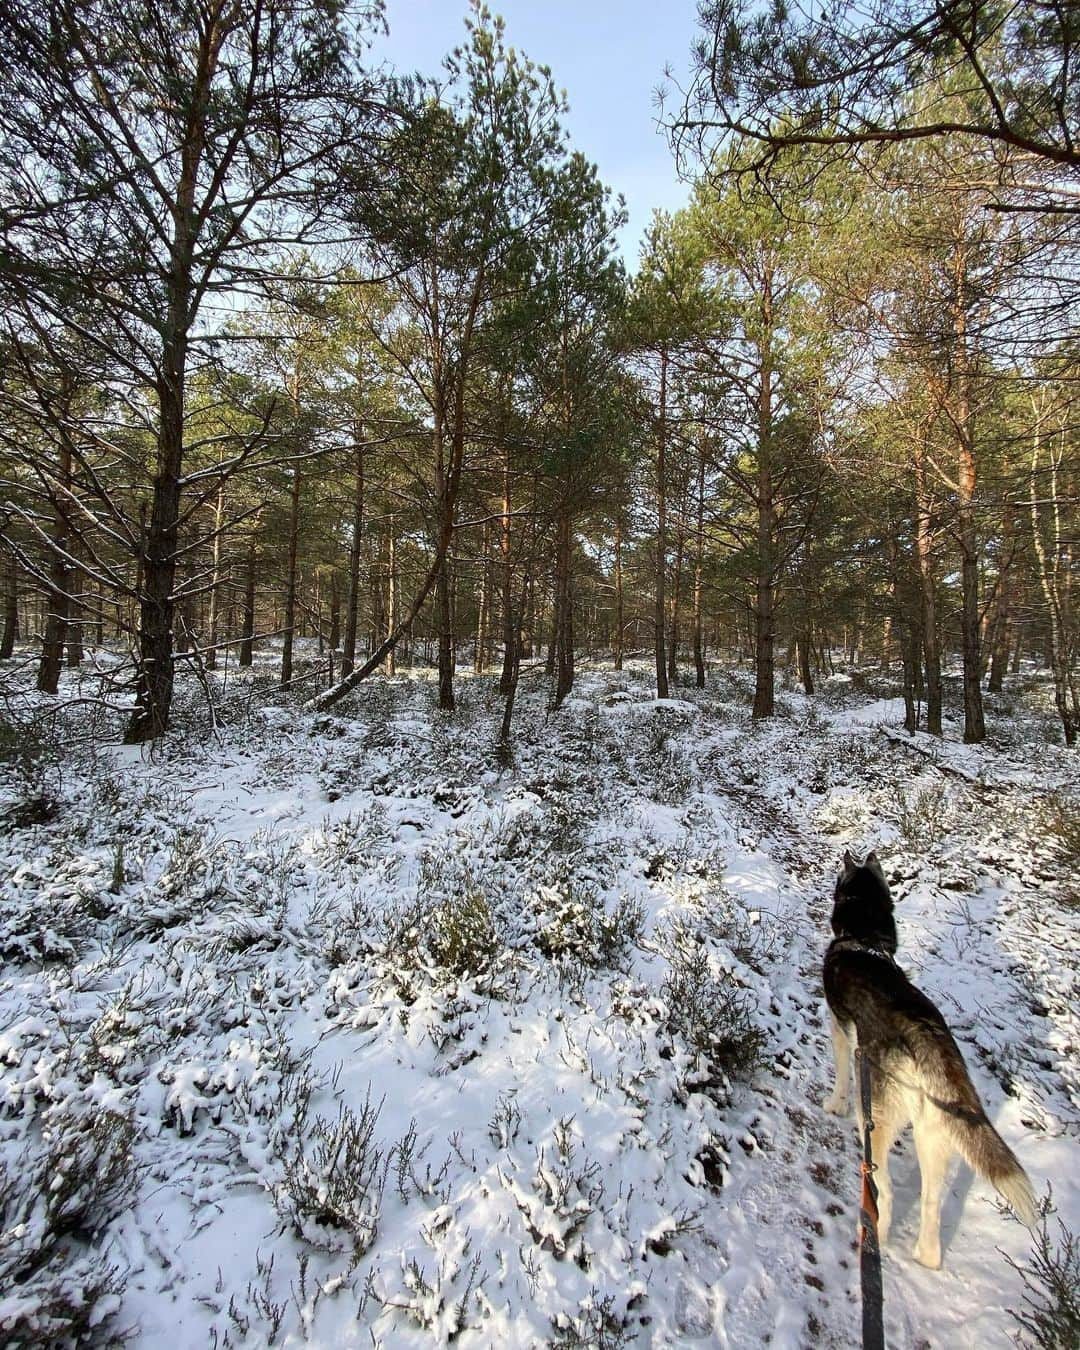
[830,850,897,953]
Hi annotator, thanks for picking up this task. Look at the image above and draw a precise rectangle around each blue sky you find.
[369,0,703,268]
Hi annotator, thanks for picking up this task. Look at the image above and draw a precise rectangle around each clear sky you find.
[369,0,703,268]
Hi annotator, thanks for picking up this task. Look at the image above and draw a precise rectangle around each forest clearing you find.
[1,0,1078,1345]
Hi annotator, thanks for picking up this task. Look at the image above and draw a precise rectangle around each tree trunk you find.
[126,374,183,742]
[752,270,775,720]
[952,243,986,744]
[913,429,943,736]
[654,346,669,699]
[667,490,684,683]
[475,521,489,674]
[239,527,257,667]
[328,569,341,651]
[205,482,225,671]
[614,520,625,673]
[386,524,398,678]
[553,508,575,708]
[985,505,1016,693]
[342,433,365,678]
[1030,406,1077,746]
[37,439,73,694]
[1,551,18,659]
[281,466,301,686]
[692,448,706,688]
[798,633,814,696]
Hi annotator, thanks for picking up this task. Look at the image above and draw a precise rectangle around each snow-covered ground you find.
[0,654,1076,1347]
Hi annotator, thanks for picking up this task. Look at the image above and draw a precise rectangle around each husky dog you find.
[823,851,1037,1268]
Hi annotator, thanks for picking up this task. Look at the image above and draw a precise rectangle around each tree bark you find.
[386,524,398,678]
[553,508,575,708]
[614,520,625,672]
[752,273,776,721]
[913,428,943,736]
[281,465,301,686]
[654,345,669,698]
[205,482,225,671]
[37,437,73,694]
[1,551,18,659]
[692,447,706,688]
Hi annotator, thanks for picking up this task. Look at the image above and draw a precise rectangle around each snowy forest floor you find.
[0,651,1077,1348]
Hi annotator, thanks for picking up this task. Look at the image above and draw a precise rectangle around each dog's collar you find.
[828,935,898,966]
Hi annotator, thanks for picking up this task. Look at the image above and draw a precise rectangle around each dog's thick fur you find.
[823,851,1037,1268]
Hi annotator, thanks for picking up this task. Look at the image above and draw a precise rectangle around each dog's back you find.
[823,852,1036,1267]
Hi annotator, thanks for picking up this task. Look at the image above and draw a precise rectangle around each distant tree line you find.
[1,0,1076,747]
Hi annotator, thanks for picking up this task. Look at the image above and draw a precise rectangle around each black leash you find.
[857,1047,886,1350]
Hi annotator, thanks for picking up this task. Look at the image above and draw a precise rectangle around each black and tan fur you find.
[823,851,1037,1268]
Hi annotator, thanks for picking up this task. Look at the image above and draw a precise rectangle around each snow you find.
[0,657,1076,1347]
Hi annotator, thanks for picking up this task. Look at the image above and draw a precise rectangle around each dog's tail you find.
[921,1033,1038,1227]
[947,1110,1038,1227]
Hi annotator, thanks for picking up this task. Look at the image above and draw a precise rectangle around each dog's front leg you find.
[823,1014,853,1116]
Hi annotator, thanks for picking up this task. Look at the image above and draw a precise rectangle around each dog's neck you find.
[828,933,898,965]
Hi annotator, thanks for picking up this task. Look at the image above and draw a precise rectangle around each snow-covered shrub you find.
[0,711,62,826]
[892,779,949,848]
[551,1292,632,1348]
[533,880,644,971]
[506,1117,604,1264]
[316,803,389,870]
[658,922,764,1093]
[275,1097,388,1261]
[1006,1211,1079,1350]
[0,1104,134,1346]
[125,825,226,935]
[1038,792,1080,878]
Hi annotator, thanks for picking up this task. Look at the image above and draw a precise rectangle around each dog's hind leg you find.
[911,1116,951,1269]
[823,1014,854,1116]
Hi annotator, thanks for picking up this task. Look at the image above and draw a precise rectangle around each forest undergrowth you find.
[0,653,1077,1348]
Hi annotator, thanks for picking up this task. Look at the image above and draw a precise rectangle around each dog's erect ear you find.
[864,851,886,881]
[840,850,857,882]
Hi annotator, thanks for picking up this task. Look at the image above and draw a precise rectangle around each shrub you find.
[893,779,949,848]
[275,1096,388,1261]
[0,1104,135,1346]
[533,882,644,971]
[1038,792,1080,872]
[659,926,764,1092]
[1006,1212,1080,1350]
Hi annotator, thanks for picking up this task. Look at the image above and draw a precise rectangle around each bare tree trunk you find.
[499,569,530,754]
[328,569,341,651]
[913,429,943,736]
[554,508,575,708]
[281,465,301,686]
[342,433,365,678]
[1,552,17,658]
[436,548,454,708]
[985,505,1016,693]
[475,521,489,674]
[239,527,257,667]
[614,520,625,672]
[1030,403,1077,746]
[499,451,516,693]
[951,243,986,744]
[693,448,706,688]
[654,346,669,699]
[751,265,777,720]
[386,524,397,678]
[667,485,684,683]
[126,372,183,741]
[38,439,73,694]
[204,483,226,671]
